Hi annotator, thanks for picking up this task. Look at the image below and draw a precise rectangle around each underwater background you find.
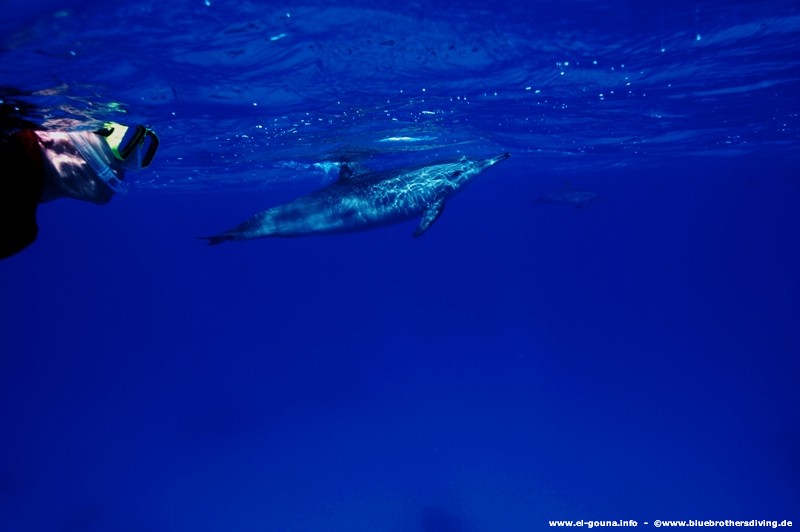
[1,0,799,530]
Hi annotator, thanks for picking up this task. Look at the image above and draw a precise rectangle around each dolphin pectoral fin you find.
[413,200,445,238]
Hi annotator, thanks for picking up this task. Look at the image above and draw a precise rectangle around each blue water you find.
[2,0,799,530]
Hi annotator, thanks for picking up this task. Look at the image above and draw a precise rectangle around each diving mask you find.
[97,122,159,169]
[70,122,159,195]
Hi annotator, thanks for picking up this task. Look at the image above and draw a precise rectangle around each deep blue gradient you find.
[1,1,799,530]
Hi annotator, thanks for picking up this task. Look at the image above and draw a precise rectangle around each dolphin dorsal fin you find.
[338,163,355,181]
[413,200,445,237]
[337,161,373,181]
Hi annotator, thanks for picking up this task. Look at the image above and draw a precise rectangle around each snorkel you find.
[70,130,129,194]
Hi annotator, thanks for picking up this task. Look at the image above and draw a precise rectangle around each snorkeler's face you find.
[35,131,120,204]
[35,131,88,175]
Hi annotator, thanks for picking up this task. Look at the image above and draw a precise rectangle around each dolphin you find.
[204,152,509,244]
[534,184,598,208]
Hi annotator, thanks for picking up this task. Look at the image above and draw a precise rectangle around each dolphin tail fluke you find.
[200,233,235,246]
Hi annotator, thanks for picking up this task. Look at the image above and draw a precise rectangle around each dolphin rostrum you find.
[204,152,509,244]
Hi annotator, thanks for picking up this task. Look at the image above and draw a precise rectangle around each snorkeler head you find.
[34,122,159,203]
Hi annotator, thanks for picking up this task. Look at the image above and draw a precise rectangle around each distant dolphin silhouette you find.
[534,182,598,208]
[204,153,509,244]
